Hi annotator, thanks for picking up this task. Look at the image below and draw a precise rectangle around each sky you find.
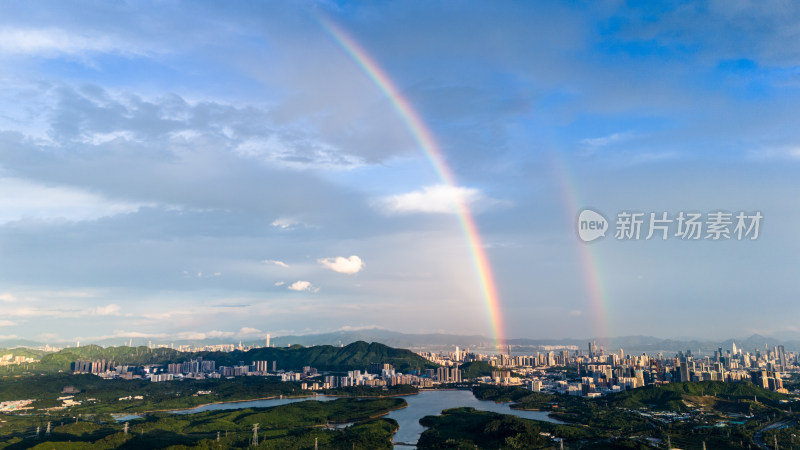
[1,0,799,344]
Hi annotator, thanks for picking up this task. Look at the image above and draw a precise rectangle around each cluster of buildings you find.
[0,353,37,367]
[73,356,276,381]
[568,342,793,396]
[68,340,797,398]
[297,364,463,390]
[421,341,796,397]
[71,356,463,389]
[73,359,146,380]
[0,399,34,412]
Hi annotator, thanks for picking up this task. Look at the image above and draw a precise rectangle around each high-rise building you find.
[266,334,270,348]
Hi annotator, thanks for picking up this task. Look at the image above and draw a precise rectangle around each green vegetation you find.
[0,346,181,375]
[417,407,552,449]
[459,361,525,380]
[470,381,799,448]
[0,341,437,375]
[459,361,495,379]
[781,372,800,391]
[607,381,788,412]
[0,374,313,413]
[0,398,404,449]
[417,407,652,449]
[230,341,437,372]
[761,419,800,450]
[2,347,796,449]
[472,384,554,408]
[0,348,47,360]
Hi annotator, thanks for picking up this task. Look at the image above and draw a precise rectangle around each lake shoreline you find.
[133,390,418,415]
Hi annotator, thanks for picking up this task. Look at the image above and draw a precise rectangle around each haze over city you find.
[1,1,799,344]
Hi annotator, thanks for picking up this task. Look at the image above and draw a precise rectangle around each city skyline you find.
[1,1,799,342]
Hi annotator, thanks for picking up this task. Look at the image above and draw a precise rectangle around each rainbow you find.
[549,152,611,345]
[318,16,506,350]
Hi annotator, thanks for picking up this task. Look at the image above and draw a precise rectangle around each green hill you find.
[607,381,788,412]
[32,345,183,373]
[460,361,496,378]
[214,341,438,372]
[460,361,525,379]
[0,347,47,359]
[3,341,437,374]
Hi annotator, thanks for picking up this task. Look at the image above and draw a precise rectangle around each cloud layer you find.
[0,1,798,342]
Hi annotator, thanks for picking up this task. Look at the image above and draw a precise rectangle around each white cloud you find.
[580,131,637,148]
[36,333,60,341]
[0,294,17,303]
[93,304,121,316]
[629,151,679,164]
[747,146,800,161]
[235,136,363,171]
[0,28,146,57]
[76,330,160,342]
[337,325,384,331]
[238,327,262,336]
[176,330,235,340]
[271,217,307,229]
[274,281,285,286]
[318,255,365,274]
[142,311,178,320]
[376,184,509,215]
[4,303,121,318]
[272,218,296,229]
[287,280,319,293]
[74,329,254,343]
[77,130,136,146]
[0,320,17,327]
[0,177,151,224]
[264,259,290,268]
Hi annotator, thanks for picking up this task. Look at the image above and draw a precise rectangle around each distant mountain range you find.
[254,330,800,355]
[2,329,799,355]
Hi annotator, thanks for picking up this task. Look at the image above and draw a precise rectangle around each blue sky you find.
[0,0,799,344]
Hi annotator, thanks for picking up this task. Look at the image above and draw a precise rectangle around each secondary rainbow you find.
[318,16,506,349]
[549,151,611,344]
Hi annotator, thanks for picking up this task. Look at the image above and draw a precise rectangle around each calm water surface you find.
[117,389,562,447]
[386,390,561,446]
[171,394,337,414]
